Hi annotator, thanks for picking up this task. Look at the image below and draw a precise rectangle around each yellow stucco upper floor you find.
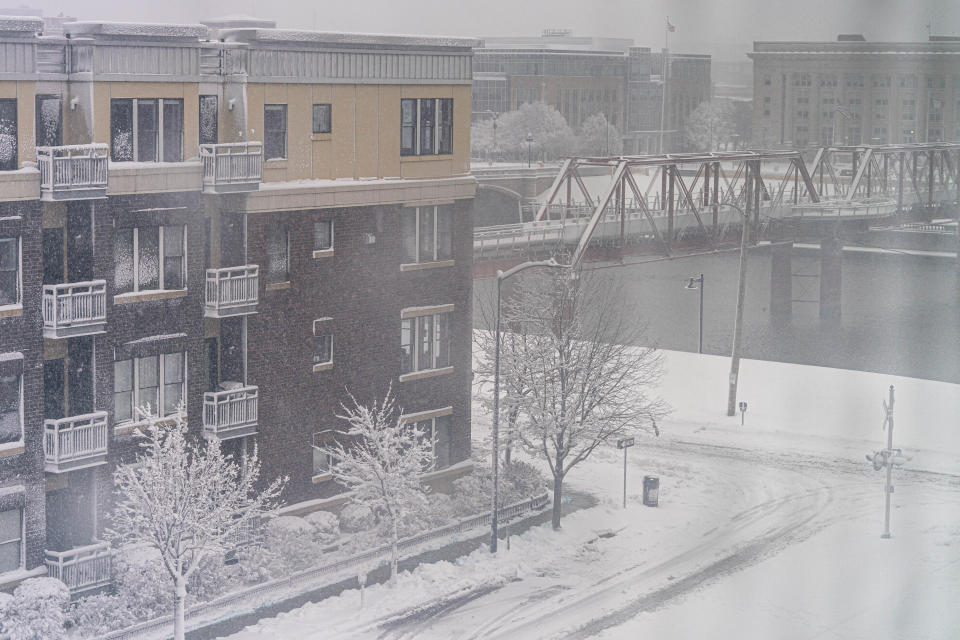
[0,18,477,183]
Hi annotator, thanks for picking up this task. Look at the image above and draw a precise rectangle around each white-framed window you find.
[313,220,333,252]
[110,98,184,162]
[264,104,287,160]
[409,414,452,470]
[265,225,290,284]
[0,369,22,447]
[0,236,20,306]
[311,430,337,477]
[0,507,23,574]
[0,98,18,171]
[312,104,332,134]
[313,319,333,368]
[400,98,453,156]
[401,310,451,374]
[401,205,453,264]
[113,351,186,424]
[114,225,186,294]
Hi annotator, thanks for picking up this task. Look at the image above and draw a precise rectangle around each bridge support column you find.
[820,236,842,328]
[770,242,793,327]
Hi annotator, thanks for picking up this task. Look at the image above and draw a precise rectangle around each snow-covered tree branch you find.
[315,390,434,583]
[108,408,285,640]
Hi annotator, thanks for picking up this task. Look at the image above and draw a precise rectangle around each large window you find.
[0,99,17,171]
[0,237,19,306]
[412,414,451,469]
[110,98,184,162]
[0,507,22,574]
[113,352,185,423]
[264,104,287,160]
[401,311,451,374]
[400,98,453,156]
[35,94,62,147]
[313,220,333,252]
[0,369,22,446]
[114,225,186,294]
[199,95,218,146]
[312,104,332,134]
[313,320,333,368]
[401,205,452,264]
[265,225,289,284]
[311,430,337,477]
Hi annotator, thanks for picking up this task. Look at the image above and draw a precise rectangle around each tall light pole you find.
[526,132,534,168]
[726,196,750,417]
[685,273,704,354]
[491,258,571,553]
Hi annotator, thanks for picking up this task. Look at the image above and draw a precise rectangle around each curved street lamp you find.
[684,273,704,354]
[526,132,534,168]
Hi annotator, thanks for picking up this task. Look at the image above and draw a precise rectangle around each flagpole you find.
[658,18,670,154]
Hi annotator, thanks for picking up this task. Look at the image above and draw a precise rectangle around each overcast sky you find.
[9,0,960,59]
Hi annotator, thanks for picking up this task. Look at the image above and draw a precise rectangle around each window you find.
[114,225,187,294]
[311,430,337,477]
[113,351,185,423]
[872,74,890,88]
[265,225,289,284]
[0,99,16,171]
[264,104,287,160]
[898,75,917,89]
[312,104,332,134]
[401,205,453,264]
[902,129,916,142]
[35,95,62,147]
[401,311,451,374]
[400,98,453,156]
[0,369,22,446]
[0,508,22,574]
[199,95,218,146]
[313,320,333,367]
[313,220,333,252]
[0,237,19,306]
[109,98,183,162]
[412,414,451,469]
[926,75,946,90]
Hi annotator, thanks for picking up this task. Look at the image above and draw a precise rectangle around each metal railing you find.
[103,492,549,639]
[45,541,113,595]
[37,144,109,198]
[203,386,259,437]
[200,142,263,190]
[43,411,109,472]
[41,280,107,336]
[204,265,259,316]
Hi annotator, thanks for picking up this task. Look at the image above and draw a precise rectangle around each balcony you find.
[204,265,259,318]
[42,280,107,338]
[200,142,263,194]
[43,411,109,473]
[203,385,259,440]
[45,542,113,596]
[37,144,109,201]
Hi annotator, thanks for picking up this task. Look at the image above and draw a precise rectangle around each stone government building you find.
[0,15,475,594]
[750,34,960,148]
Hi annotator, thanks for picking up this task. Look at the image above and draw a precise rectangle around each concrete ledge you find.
[400,260,455,272]
[0,305,23,319]
[107,162,202,195]
[0,169,40,201]
[398,366,454,383]
[114,289,188,304]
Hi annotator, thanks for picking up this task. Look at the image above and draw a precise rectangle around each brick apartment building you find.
[749,35,960,148]
[0,15,476,594]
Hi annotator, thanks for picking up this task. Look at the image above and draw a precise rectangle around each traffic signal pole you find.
[882,385,894,539]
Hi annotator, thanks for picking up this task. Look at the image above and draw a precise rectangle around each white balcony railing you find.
[37,144,109,200]
[204,265,259,317]
[43,411,109,473]
[42,280,107,338]
[200,142,263,193]
[45,542,113,595]
[203,385,259,440]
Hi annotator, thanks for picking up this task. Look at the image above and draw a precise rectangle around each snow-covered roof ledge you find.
[0,15,43,36]
[219,28,479,50]
[64,21,208,41]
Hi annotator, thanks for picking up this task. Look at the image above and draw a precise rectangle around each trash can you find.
[643,475,659,507]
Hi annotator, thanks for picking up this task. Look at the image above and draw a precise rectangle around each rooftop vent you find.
[837,34,866,42]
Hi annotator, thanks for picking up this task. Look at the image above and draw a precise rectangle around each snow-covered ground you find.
[223,350,960,639]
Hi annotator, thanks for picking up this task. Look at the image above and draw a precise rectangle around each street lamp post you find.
[726,198,750,417]
[685,273,704,354]
[491,258,571,553]
[526,132,534,168]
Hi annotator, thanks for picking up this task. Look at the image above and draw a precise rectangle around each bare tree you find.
[315,391,434,583]
[498,269,668,529]
[684,101,733,151]
[109,411,284,640]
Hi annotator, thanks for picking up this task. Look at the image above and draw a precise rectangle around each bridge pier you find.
[770,242,793,327]
[820,236,843,328]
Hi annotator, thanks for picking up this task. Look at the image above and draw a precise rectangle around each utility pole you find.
[727,166,752,416]
[881,385,895,538]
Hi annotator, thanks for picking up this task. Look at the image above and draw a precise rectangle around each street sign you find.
[617,437,635,449]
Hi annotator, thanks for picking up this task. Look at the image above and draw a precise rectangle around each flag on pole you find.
[667,18,676,32]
